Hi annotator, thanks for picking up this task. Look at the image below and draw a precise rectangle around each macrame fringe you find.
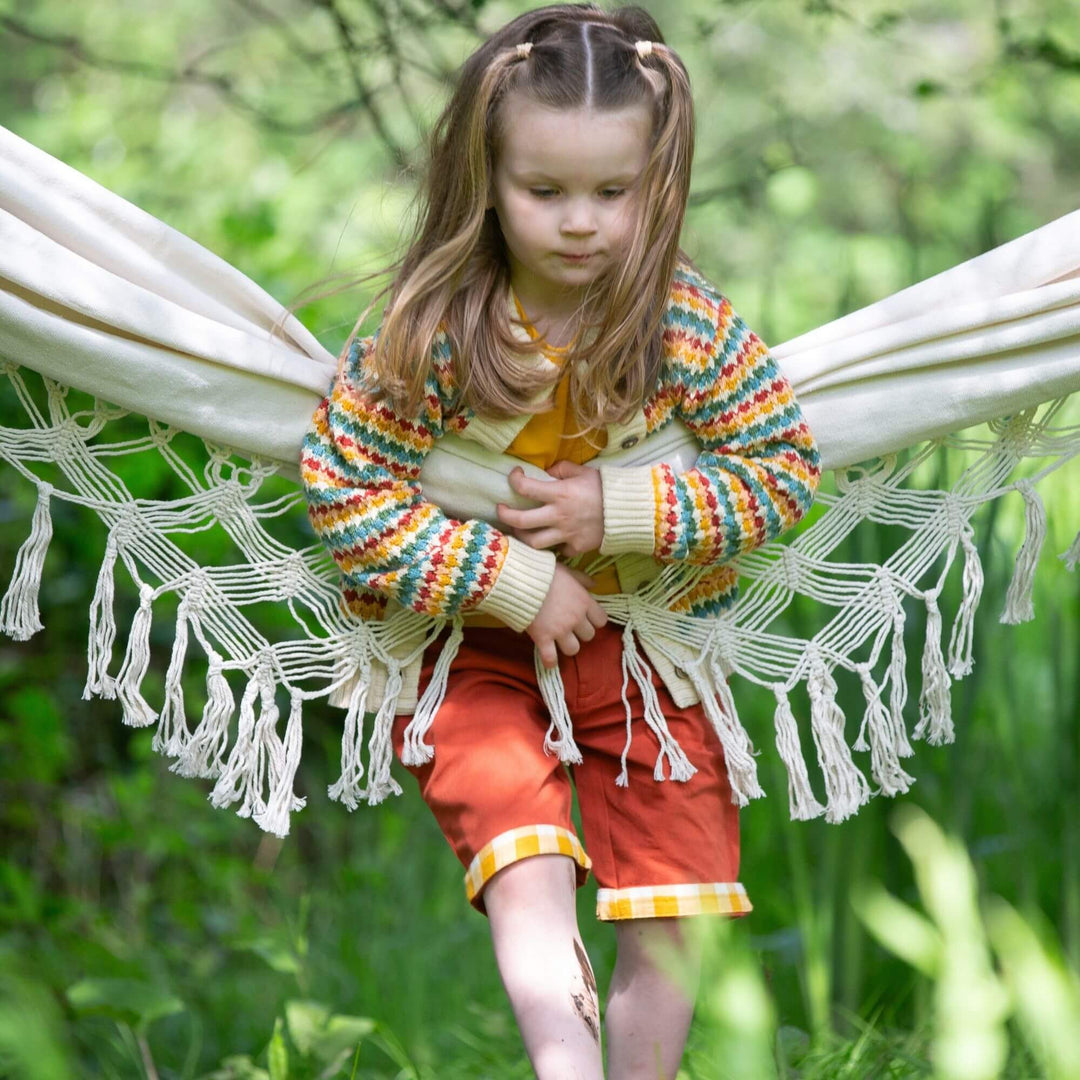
[254,688,307,838]
[947,525,984,678]
[686,663,763,807]
[771,685,826,820]
[363,661,405,806]
[615,623,697,784]
[914,589,953,745]
[400,619,464,766]
[1060,529,1080,572]
[170,649,235,779]
[887,606,914,755]
[535,653,583,765]
[209,666,263,813]
[153,599,191,757]
[327,654,372,810]
[1001,479,1046,625]
[805,652,871,824]
[855,665,916,796]
[115,583,159,728]
[0,481,53,642]
[83,534,119,700]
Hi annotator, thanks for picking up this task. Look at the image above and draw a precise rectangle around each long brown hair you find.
[295,4,698,435]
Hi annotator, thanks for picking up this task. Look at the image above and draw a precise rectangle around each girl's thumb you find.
[568,568,596,588]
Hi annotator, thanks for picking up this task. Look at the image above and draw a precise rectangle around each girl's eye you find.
[527,188,626,199]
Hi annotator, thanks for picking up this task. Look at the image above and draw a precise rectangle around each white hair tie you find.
[516,42,533,59]
[635,40,654,59]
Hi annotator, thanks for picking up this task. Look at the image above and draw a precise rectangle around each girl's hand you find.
[526,564,609,669]
[496,461,605,557]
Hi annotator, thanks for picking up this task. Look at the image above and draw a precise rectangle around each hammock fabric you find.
[1,123,1078,836]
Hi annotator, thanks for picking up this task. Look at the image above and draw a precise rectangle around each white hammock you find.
[1,123,1077,836]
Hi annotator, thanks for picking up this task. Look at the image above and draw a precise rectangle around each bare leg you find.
[483,854,603,1080]
[604,917,702,1080]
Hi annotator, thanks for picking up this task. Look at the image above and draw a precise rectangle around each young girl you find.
[301,4,820,1077]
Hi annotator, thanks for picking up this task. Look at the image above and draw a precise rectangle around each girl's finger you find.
[496,502,559,530]
[575,619,597,642]
[538,642,558,669]
[508,467,559,502]
[557,632,581,657]
[514,527,564,550]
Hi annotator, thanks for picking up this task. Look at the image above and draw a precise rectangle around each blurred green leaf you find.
[65,977,185,1028]
[285,999,375,1063]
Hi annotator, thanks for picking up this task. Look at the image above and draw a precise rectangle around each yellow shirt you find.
[462,292,621,627]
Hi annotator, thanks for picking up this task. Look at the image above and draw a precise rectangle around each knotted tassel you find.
[855,665,916,797]
[1060,530,1080,572]
[0,481,54,641]
[947,524,984,678]
[229,670,284,822]
[84,534,120,700]
[171,649,234,779]
[1001,479,1046,625]
[364,661,405,806]
[210,667,262,811]
[255,688,307,838]
[153,600,192,757]
[401,620,464,766]
[771,685,825,821]
[805,653,871,824]
[327,655,372,810]
[535,653,583,765]
[686,664,763,807]
[915,591,951,742]
[115,583,159,728]
[887,606,914,757]
[620,623,697,783]
[914,589,953,745]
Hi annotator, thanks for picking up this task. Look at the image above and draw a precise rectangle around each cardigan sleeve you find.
[598,297,821,565]
[300,334,557,630]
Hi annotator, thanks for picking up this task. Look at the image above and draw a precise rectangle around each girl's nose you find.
[560,200,598,235]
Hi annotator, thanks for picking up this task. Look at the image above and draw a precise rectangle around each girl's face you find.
[490,92,652,318]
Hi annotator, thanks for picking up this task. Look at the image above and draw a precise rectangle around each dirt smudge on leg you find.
[572,938,600,1043]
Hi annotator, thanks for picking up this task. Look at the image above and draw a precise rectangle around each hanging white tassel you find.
[914,589,953,745]
[620,623,697,783]
[327,655,372,810]
[171,649,234,779]
[947,525,984,678]
[1001,479,1047,625]
[0,480,54,641]
[255,688,307,838]
[855,665,916,796]
[364,661,406,806]
[401,620,463,766]
[229,669,283,821]
[886,606,914,757]
[1059,530,1080,572]
[115,583,159,728]
[535,653,583,765]
[771,685,825,821]
[83,535,119,700]
[210,666,262,811]
[153,600,191,757]
[805,653,871,824]
[686,663,763,807]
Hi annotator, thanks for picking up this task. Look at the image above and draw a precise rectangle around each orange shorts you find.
[390,622,751,922]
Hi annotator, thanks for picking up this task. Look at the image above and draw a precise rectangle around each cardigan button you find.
[619,435,640,449]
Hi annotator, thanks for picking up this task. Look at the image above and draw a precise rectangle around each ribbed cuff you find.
[598,465,658,556]
[473,537,558,632]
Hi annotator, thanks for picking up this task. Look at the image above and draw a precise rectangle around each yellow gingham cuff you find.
[465,824,592,903]
[596,882,752,921]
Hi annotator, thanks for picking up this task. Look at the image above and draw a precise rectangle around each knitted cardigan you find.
[300,262,821,786]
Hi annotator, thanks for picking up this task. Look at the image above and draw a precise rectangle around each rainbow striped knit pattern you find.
[301,263,821,627]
